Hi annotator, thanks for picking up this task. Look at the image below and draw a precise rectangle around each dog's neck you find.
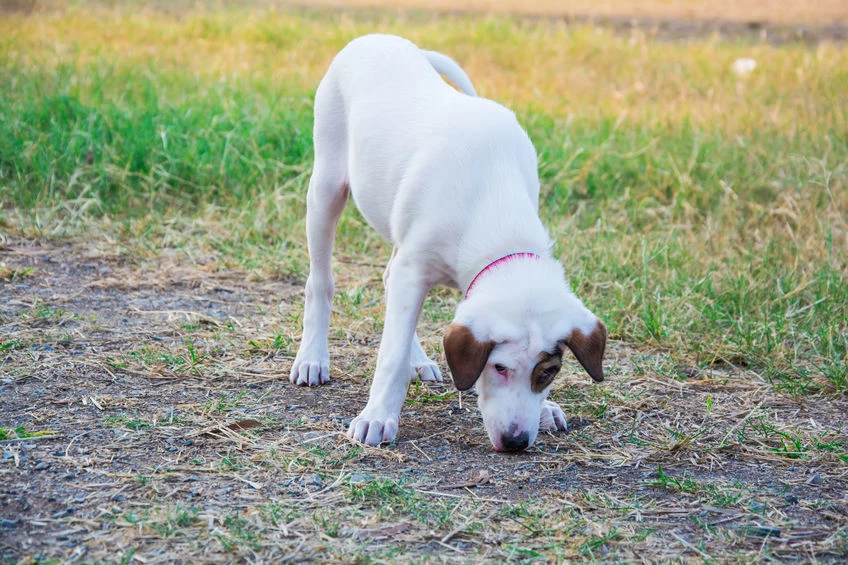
[465,253,541,297]
[456,180,552,291]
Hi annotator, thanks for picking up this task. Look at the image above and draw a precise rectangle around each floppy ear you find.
[443,323,494,391]
[561,320,606,382]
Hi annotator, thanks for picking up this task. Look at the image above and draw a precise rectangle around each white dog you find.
[290,34,606,452]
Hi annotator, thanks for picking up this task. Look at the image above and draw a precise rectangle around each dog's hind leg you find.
[410,334,442,383]
[290,80,349,387]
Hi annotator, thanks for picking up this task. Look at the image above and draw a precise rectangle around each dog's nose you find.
[500,430,529,452]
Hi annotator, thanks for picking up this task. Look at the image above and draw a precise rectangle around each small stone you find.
[34,462,49,471]
[349,473,371,484]
[808,474,823,485]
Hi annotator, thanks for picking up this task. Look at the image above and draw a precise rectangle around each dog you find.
[290,34,606,452]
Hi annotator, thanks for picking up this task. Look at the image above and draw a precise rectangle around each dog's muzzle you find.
[498,424,530,452]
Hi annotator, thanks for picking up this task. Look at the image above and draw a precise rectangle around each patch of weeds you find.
[500,503,548,536]
[149,506,200,537]
[647,464,704,494]
[104,414,152,431]
[259,502,301,526]
[822,360,848,392]
[104,356,129,369]
[747,417,811,460]
[647,466,748,509]
[0,425,57,440]
[0,265,35,281]
[312,510,342,537]
[217,454,248,472]
[813,433,848,463]
[202,390,247,414]
[1,340,24,351]
[129,346,188,371]
[247,333,293,354]
[346,477,455,528]
[185,339,205,376]
[272,333,292,351]
[215,514,263,552]
[580,527,621,557]
[405,381,456,404]
[36,304,66,319]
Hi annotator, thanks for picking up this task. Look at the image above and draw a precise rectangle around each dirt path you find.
[1,241,846,562]
[289,0,848,44]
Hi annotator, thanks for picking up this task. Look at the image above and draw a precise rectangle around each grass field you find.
[1,1,847,563]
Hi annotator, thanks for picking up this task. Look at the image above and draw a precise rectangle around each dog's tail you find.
[422,50,477,96]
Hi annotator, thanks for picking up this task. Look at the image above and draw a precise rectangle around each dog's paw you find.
[412,361,442,383]
[540,399,568,431]
[289,351,330,387]
[347,408,399,446]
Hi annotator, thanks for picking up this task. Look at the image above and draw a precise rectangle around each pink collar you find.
[465,253,541,298]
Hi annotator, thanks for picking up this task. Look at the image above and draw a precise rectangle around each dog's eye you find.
[494,363,507,374]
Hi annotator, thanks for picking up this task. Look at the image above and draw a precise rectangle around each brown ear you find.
[561,320,607,382]
[443,323,494,391]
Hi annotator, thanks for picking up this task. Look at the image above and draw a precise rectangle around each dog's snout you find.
[499,427,530,452]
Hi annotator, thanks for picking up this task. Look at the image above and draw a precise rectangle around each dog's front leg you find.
[348,256,429,446]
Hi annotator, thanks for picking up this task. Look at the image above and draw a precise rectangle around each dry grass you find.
[301,0,848,25]
[2,243,847,563]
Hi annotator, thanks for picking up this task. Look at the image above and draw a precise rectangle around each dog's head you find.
[443,258,605,452]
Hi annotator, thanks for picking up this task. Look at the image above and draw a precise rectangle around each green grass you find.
[1,2,846,403]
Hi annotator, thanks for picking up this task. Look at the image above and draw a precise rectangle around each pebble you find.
[808,474,823,485]
[34,462,50,471]
[348,473,371,484]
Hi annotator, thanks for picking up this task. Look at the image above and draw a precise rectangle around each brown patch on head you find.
[530,346,563,393]
[561,320,607,382]
[443,323,494,391]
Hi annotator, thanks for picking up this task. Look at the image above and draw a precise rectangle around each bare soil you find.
[291,0,848,44]
[1,241,847,562]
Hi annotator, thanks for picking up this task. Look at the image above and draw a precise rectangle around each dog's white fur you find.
[290,34,606,452]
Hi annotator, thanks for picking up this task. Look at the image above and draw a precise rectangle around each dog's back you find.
[313,34,539,249]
